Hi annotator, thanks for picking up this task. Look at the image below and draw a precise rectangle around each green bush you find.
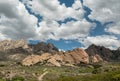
[92,64,102,69]
[11,76,24,81]
[0,78,5,81]
[49,70,120,81]
[56,76,81,81]
[92,68,102,74]
[0,64,5,67]
[112,74,120,81]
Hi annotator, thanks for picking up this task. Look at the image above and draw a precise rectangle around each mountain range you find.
[0,39,120,67]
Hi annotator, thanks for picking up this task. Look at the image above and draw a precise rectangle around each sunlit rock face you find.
[22,48,90,67]
[0,39,29,51]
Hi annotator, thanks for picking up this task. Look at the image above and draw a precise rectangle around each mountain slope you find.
[28,42,58,54]
[86,44,120,61]
[0,39,30,61]
[0,39,119,66]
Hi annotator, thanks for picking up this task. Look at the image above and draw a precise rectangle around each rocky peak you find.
[111,47,120,60]
[29,42,58,54]
[0,39,31,61]
[87,44,97,49]
[0,39,29,51]
[86,44,113,61]
[118,47,120,51]
[0,39,59,61]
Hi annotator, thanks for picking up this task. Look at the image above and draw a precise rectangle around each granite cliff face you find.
[63,48,89,65]
[22,48,90,67]
[22,53,61,67]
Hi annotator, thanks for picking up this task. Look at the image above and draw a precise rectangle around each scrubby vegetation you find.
[0,61,120,81]
[50,70,120,81]
[11,76,24,81]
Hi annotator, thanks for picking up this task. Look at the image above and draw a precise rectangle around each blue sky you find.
[0,0,120,50]
[27,0,87,50]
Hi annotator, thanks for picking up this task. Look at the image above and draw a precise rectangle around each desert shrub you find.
[92,67,104,74]
[91,63,103,74]
[0,78,5,81]
[11,76,24,81]
[0,64,5,67]
[92,64,102,69]
[92,69,100,74]
[78,67,93,73]
[16,62,22,65]
[56,76,81,81]
[50,70,120,81]
[43,73,59,81]
[112,74,120,81]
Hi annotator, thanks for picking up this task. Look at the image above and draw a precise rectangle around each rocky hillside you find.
[0,39,29,52]
[28,42,59,54]
[86,44,120,61]
[22,47,107,67]
[0,40,58,61]
[0,39,30,61]
[111,48,120,61]
[118,47,120,51]
[0,39,119,67]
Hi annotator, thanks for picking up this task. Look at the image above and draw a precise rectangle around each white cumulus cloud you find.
[84,0,120,35]
[0,0,95,41]
[80,35,120,49]
[21,0,95,41]
[0,0,38,40]
[22,0,84,20]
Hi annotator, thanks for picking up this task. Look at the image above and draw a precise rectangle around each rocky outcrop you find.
[8,54,26,61]
[28,42,59,54]
[0,39,59,55]
[22,48,89,67]
[0,39,29,51]
[22,53,60,66]
[89,54,103,63]
[0,39,119,66]
[22,54,42,66]
[0,39,31,61]
[63,48,89,65]
[0,40,58,61]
